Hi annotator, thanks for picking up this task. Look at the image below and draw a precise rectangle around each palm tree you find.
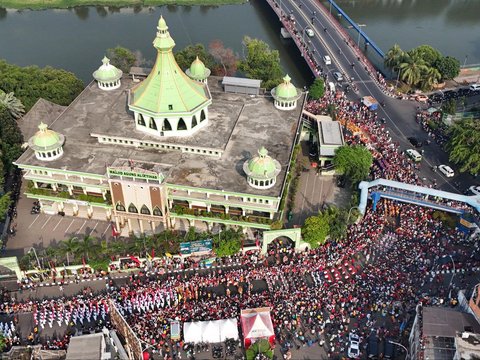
[399,54,428,87]
[59,237,79,266]
[0,90,25,119]
[420,67,441,91]
[109,240,128,258]
[75,235,98,262]
[384,44,404,71]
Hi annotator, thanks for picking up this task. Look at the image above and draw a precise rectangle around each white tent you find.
[183,319,238,344]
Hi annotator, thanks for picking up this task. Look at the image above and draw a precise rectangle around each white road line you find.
[52,218,64,231]
[76,220,87,234]
[28,215,41,229]
[102,224,111,237]
[41,216,52,229]
[65,219,75,234]
[88,222,99,236]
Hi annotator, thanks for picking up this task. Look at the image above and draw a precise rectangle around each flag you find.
[111,223,120,237]
[151,248,155,259]
[129,255,141,266]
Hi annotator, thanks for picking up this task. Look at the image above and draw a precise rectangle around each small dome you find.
[275,75,298,99]
[28,122,65,152]
[244,147,281,180]
[158,15,168,31]
[93,56,123,82]
[186,56,211,81]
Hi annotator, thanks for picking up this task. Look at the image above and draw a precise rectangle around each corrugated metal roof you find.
[222,76,262,88]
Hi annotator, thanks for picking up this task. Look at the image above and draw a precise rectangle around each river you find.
[1,0,479,86]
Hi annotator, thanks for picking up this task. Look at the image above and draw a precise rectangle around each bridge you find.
[358,178,480,215]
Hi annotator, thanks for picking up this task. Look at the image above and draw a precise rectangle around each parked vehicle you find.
[405,149,422,162]
[305,27,314,37]
[407,137,423,148]
[469,84,480,91]
[439,164,455,177]
[348,332,361,358]
[323,55,331,65]
[361,96,379,111]
[333,71,343,82]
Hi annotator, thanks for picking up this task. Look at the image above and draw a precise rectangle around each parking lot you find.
[6,195,113,256]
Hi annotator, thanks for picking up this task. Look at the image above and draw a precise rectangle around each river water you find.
[0,0,479,86]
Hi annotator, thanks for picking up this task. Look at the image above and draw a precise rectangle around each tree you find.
[384,44,404,71]
[447,118,480,175]
[106,46,136,74]
[0,192,11,221]
[399,54,428,86]
[0,333,6,352]
[246,339,274,360]
[209,40,238,76]
[75,235,98,262]
[174,43,216,73]
[59,237,78,266]
[302,212,330,248]
[333,145,373,186]
[238,36,283,90]
[0,90,25,119]
[324,205,348,241]
[0,105,23,175]
[420,67,441,91]
[308,78,325,100]
[215,237,241,257]
[435,56,460,80]
[408,45,442,67]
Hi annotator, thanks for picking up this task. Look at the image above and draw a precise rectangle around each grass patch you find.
[0,0,244,10]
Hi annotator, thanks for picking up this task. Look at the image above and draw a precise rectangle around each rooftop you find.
[16,76,304,197]
[316,117,344,157]
[18,98,66,141]
[222,76,262,88]
[455,332,480,360]
[66,333,103,360]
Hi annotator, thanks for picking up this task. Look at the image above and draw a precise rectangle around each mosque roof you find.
[93,56,123,82]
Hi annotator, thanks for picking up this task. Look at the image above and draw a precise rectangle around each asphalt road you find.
[272,0,478,192]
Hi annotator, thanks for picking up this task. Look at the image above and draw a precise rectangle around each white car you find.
[305,27,315,37]
[323,55,331,65]
[469,84,480,91]
[439,164,455,177]
[348,333,360,358]
[333,71,344,82]
[469,185,480,195]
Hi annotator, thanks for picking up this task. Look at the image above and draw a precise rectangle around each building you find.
[15,16,305,236]
[65,330,128,360]
[409,305,480,360]
[454,332,480,360]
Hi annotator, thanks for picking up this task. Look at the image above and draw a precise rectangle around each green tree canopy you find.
[0,105,23,176]
[246,339,274,360]
[447,118,480,175]
[238,36,283,90]
[106,46,136,74]
[174,43,217,74]
[408,45,442,67]
[434,56,461,80]
[384,44,404,71]
[301,211,330,248]
[399,54,428,86]
[308,78,325,100]
[333,145,373,186]
[0,192,11,221]
[0,90,25,119]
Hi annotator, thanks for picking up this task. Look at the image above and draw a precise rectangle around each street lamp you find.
[388,340,409,360]
[463,55,468,68]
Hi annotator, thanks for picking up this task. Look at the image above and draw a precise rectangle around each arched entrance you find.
[261,228,304,254]
[267,236,295,252]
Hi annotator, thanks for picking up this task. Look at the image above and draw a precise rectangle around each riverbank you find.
[0,0,245,10]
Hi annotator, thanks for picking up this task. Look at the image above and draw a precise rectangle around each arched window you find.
[138,114,146,126]
[153,206,162,216]
[128,203,138,213]
[200,110,206,122]
[149,118,157,130]
[191,115,198,128]
[140,205,151,215]
[163,119,172,131]
[177,118,187,131]
[116,202,126,212]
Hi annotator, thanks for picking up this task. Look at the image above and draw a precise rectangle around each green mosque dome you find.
[93,56,123,82]
[243,147,281,181]
[274,75,298,99]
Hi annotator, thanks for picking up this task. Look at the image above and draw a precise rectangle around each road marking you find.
[52,218,64,231]
[65,219,75,234]
[76,220,87,234]
[41,216,52,229]
[88,222,99,236]
[28,215,41,229]
[102,224,111,237]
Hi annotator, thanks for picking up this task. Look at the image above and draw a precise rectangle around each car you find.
[308,143,318,158]
[406,149,422,162]
[468,185,480,195]
[333,71,343,82]
[407,137,423,148]
[348,333,360,358]
[305,27,314,37]
[469,84,480,91]
[416,94,428,103]
[323,55,331,65]
[439,164,455,177]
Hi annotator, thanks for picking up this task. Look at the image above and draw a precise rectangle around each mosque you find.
[15,16,306,235]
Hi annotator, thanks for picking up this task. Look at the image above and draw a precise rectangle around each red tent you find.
[240,307,275,348]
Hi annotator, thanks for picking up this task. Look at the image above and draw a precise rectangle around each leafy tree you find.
[420,67,441,91]
[408,45,442,67]
[246,339,274,360]
[447,118,480,175]
[435,56,460,80]
[106,46,136,74]
[215,237,241,257]
[0,192,11,221]
[302,212,330,248]
[0,105,23,175]
[308,78,325,100]
[399,54,428,86]
[0,60,84,110]
[0,333,6,352]
[74,235,98,261]
[209,40,238,76]
[333,145,373,186]
[238,36,283,90]
[384,44,404,71]
[442,98,457,115]
[174,43,216,73]
[0,90,25,119]
[324,205,348,241]
[59,237,79,266]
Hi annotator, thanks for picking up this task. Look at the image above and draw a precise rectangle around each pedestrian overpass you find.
[358,179,480,215]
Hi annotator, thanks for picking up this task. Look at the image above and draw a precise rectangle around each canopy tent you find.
[183,319,238,344]
[240,308,275,348]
